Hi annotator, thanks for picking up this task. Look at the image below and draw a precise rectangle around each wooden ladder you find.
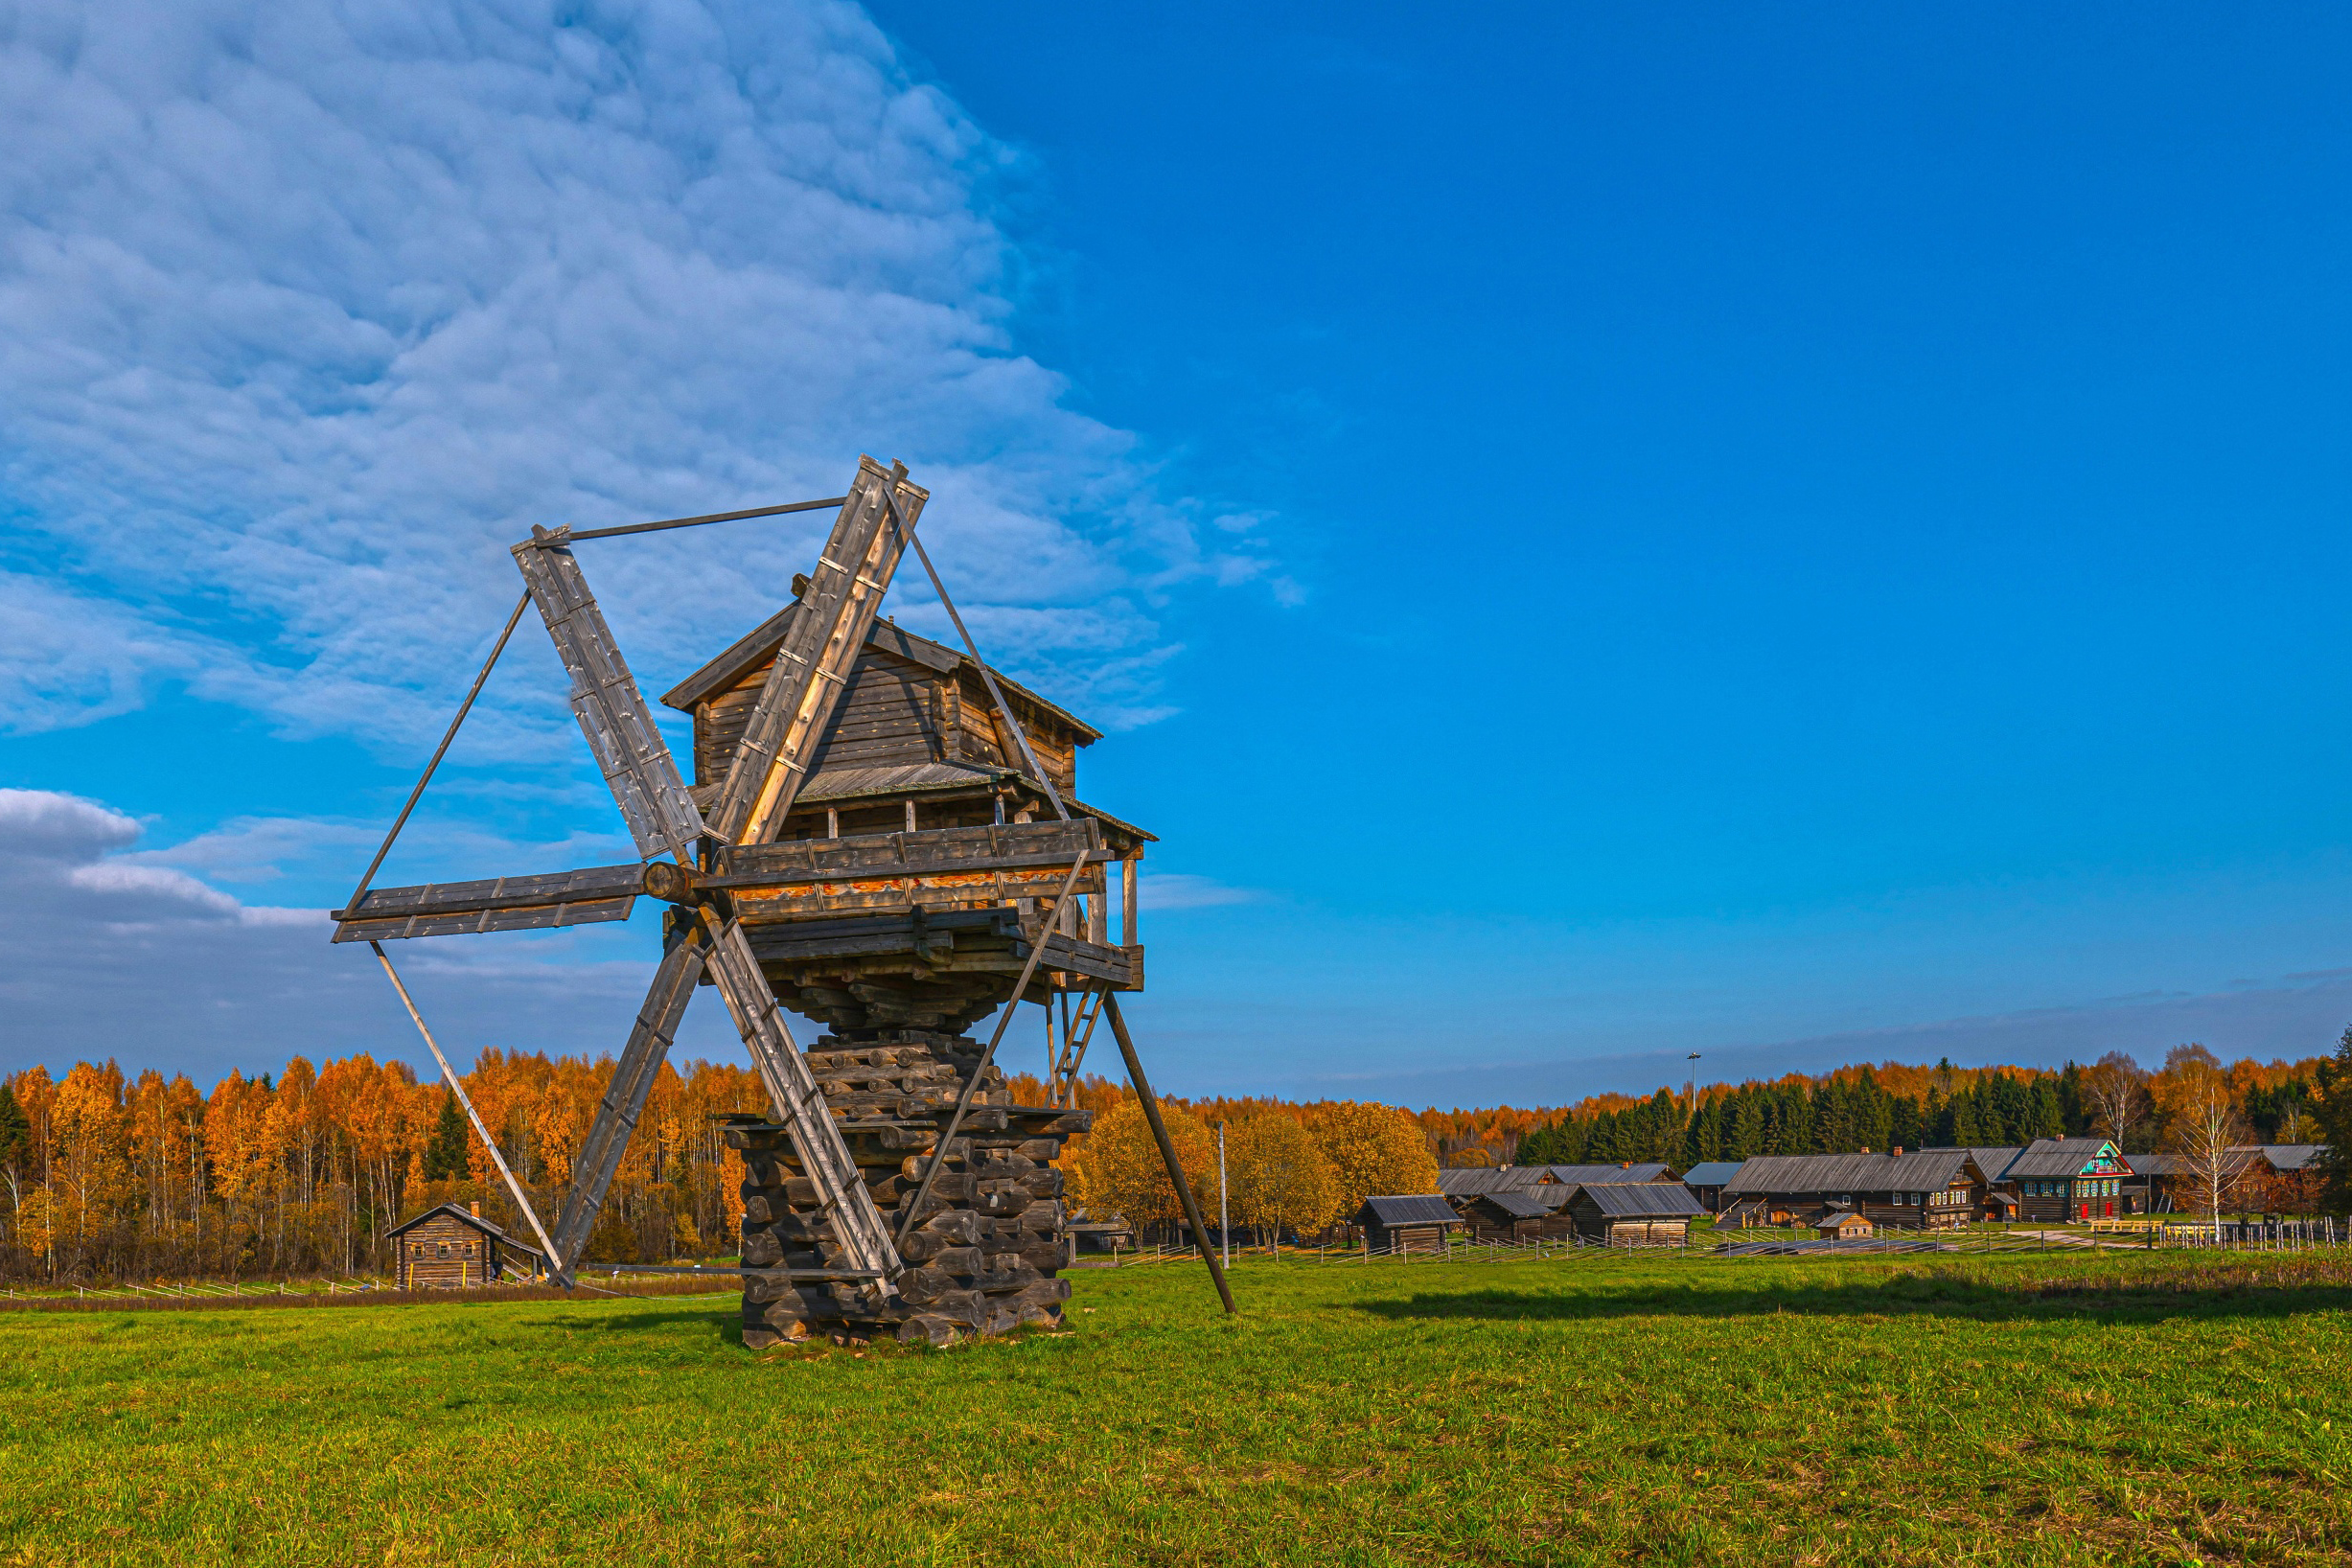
[1048,986,1108,1108]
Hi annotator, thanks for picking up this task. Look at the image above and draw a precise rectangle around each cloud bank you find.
[0,786,719,1077]
[0,0,1266,761]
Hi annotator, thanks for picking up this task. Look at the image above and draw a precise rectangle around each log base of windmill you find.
[726,1028,1092,1348]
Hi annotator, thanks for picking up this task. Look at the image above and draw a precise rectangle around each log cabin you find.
[1561,1181,1705,1243]
[1357,1195,1462,1253]
[2001,1138,2135,1223]
[1461,1190,1550,1242]
[1718,1149,1991,1231]
[1813,1208,1874,1239]
[387,1202,544,1289]
[1679,1161,1746,1212]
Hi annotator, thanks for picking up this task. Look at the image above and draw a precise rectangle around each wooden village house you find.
[387,1202,545,1289]
[2000,1138,2135,1223]
[1462,1190,1551,1242]
[1357,1195,1464,1253]
[1678,1161,1745,1212]
[1561,1182,1705,1244]
[1718,1149,1990,1231]
[1813,1209,1875,1239]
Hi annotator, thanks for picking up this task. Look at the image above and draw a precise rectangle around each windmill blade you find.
[547,921,710,1272]
[699,909,904,1281]
[705,457,929,846]
[331,864,647,943]
[512,529,704,864]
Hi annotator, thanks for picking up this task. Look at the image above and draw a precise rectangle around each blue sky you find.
[4,1,2351,1105]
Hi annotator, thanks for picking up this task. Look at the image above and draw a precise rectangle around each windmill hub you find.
[330,455,1226,1344]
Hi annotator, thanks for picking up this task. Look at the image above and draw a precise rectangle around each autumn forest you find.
[0,1038,2341,1283]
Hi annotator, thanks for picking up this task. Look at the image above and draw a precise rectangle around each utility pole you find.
[1686,1053,1701,1123]
[1218,1121,1230,1268]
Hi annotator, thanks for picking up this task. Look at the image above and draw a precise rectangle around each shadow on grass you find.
[525,1305,744,1337]
[1355,1267,2352,1326]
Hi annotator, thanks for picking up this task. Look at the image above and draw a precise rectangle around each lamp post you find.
[1217,1121,1230,1267]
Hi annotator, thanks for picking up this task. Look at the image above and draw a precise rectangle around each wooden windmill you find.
[334,456,1233,1343]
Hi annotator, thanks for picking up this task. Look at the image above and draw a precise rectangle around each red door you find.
[2079,1202,2088,1221]
[2104,1201,2113,1218]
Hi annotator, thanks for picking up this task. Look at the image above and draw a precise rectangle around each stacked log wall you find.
[728,1029,1089,1347]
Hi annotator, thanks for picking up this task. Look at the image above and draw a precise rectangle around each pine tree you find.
[0,1082,28,1174]
[1889,1094,1925,1152]
[422,1088,470,1182]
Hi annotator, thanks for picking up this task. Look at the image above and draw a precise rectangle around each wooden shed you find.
[1357,1195,1462,1254]
[1813,1209,1874,1240]
[387,1202,545,1289]
[1463,1190,1549,1242]
[1562,1182,1705,1244]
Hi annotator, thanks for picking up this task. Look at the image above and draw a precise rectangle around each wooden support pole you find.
[1101,994,1235,1315]
[343,590,530,915]
[1122,856,1139,948]
[371,942,566,1273]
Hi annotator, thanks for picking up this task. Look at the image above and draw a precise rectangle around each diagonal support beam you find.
[1102,993,1235,1314]
[371,942,567,1274]
[707,457,929,845]
[894,857,1089,1248]
[548,923,711,1273]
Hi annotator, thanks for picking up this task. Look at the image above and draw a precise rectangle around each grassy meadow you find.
[3,1247,2349,1566]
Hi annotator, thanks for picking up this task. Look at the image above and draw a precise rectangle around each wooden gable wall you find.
[691,651,1083,796]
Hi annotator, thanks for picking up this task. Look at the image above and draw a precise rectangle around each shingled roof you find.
[1438,1163,1675,1195]
[1567,1182,1706,1218]
[660,602,1100,742]
[1359,1195,1462,1228]
[1469,1191,1554,1220]
[1723,1148,1975,1196]
[2003,1138,2131,1179]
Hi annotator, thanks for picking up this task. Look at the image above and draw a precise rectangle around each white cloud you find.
[1139,871,1260,911]
[0,786,716,1079]
[0,0,1273,763]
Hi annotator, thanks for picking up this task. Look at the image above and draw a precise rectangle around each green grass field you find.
[4,1248,2348,1566]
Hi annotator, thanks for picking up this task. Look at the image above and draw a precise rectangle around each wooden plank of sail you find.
[706,458,928,845]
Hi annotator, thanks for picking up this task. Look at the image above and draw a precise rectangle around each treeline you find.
[1510,1047,2323,1172]
[0,1053,766,1284]
[1,1038,2338,1281]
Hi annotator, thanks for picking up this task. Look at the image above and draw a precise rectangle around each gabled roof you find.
[1680,1161,1746,1187]
[1952,1146,2025,1181]
[1723,1149,1974,1196]
[660,602,1101,743]
[2255,1143,2329,1172]
[1437,1163,1675,1195]
[1360,1195,1462,1227]
[1469,1191,1553,1220]
[1566,1182,1705,1218]
[385,1201,544,1257]
[2003,1138,2131,1179]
